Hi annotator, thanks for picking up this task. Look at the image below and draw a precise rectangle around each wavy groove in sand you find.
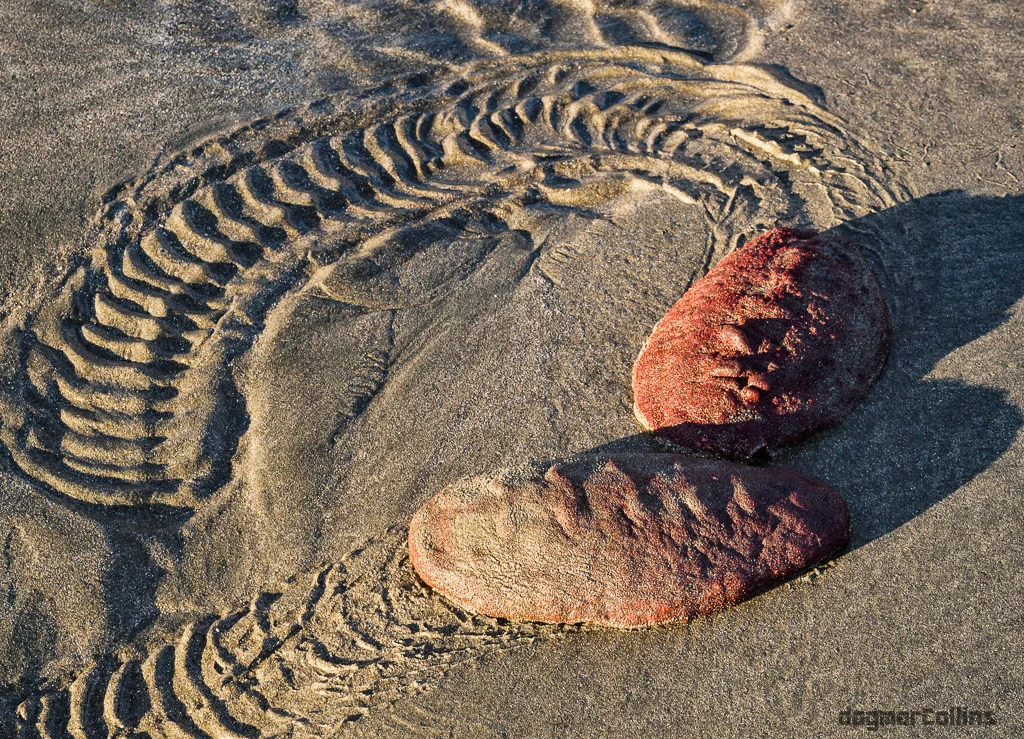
[0,46,902,512]
[12,530,572,738]
[428,0,766,61]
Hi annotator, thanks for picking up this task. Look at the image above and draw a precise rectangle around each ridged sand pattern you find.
[11,529,573,737]
[0,45,902,509]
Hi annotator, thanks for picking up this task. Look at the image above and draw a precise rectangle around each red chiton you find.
[408,454,850,627]
[632,228,891,459]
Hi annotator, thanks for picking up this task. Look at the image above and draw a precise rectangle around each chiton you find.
[408,453,850,627]
[632,228,891,460]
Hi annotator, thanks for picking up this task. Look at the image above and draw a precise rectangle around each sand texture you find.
[0,0,1022,736]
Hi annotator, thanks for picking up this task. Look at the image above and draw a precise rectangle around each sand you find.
[0,0,1021,736]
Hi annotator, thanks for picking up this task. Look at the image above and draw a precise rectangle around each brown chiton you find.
[408,453,850,627]
[632,227,891,460]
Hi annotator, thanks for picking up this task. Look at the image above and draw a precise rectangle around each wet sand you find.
[0,1,1021,736]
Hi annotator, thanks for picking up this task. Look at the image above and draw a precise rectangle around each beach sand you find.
[0,0,1021,735]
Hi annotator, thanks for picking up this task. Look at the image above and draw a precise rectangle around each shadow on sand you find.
[586,190,1024,549]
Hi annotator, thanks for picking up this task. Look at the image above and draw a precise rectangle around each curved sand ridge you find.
[0,45,903,512]
[11,530,575,737]
[9,449,853,736]
[165,0,782,66]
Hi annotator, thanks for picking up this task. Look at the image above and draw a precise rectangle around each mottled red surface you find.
[632,228,891,459]
[408,454,850,627]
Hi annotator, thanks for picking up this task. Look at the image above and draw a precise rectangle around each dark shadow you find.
[786,191,1024,547]
[586,191,1024,550]
[100,525,168,643]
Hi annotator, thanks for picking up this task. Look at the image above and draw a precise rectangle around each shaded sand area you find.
[0,0,1021,736]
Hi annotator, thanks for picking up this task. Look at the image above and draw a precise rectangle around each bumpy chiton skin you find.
[632,228,891,459]
[408,454,850,627]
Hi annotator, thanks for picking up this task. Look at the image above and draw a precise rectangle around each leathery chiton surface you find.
[632,228,891,459]
[408,454,850,627]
